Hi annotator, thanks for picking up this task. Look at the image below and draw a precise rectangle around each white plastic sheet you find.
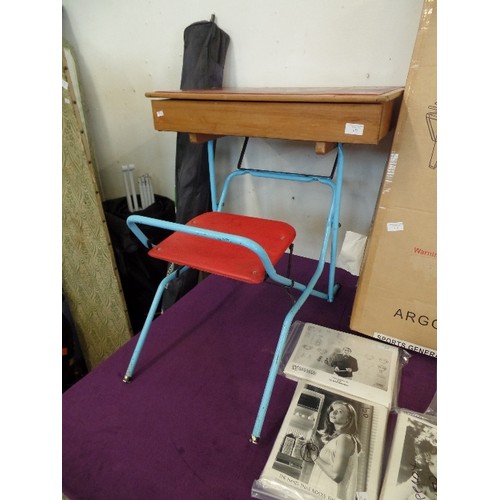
[336,231,367,276]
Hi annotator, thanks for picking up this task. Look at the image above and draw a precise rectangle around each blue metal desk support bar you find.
[122,140,345,442]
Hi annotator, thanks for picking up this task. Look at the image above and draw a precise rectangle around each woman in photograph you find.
[309,400,362,500]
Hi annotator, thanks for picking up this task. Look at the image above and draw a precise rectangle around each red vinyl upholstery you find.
[148,212,296,284]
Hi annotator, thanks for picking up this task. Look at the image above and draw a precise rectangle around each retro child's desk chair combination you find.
[122,87,403,443]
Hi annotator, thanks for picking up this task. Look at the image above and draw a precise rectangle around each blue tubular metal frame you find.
[122,139,345,443]
[210,140,344,303]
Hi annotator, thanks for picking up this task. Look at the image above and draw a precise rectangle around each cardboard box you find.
[350,0,437,357]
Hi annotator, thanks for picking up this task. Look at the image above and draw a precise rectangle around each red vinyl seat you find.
[148,212,296,284]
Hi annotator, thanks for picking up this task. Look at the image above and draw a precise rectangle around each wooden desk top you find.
[146,86,404,103]
[146,86,404,148]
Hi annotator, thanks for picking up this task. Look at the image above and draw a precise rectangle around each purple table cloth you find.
[62,255,436,499]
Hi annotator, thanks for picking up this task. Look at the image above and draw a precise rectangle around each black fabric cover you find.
[162,19,230,310]
[103,195,176,333]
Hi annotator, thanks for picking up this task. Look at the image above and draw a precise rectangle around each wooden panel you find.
[151,99,395,145]
[315,142,337,155]
[146,86,404,103]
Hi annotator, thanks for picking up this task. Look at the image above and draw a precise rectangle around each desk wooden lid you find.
[145,86,404,103]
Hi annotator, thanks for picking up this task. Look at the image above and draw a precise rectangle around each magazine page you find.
[379,411,437,500]
[282,322,401,408]
[255,381,389,500]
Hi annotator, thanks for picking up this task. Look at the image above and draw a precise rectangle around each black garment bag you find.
[162,17,230,310]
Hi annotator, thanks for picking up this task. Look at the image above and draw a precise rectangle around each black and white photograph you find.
[256,382,388,500]
[282,322,401,407]
[379,411,437,500]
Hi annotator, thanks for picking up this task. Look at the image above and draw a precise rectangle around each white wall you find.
[62,0,423,260]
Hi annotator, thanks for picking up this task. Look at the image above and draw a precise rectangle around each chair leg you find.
[250,270,324,443]
[250,318,293,443]
[123,267,190,382]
